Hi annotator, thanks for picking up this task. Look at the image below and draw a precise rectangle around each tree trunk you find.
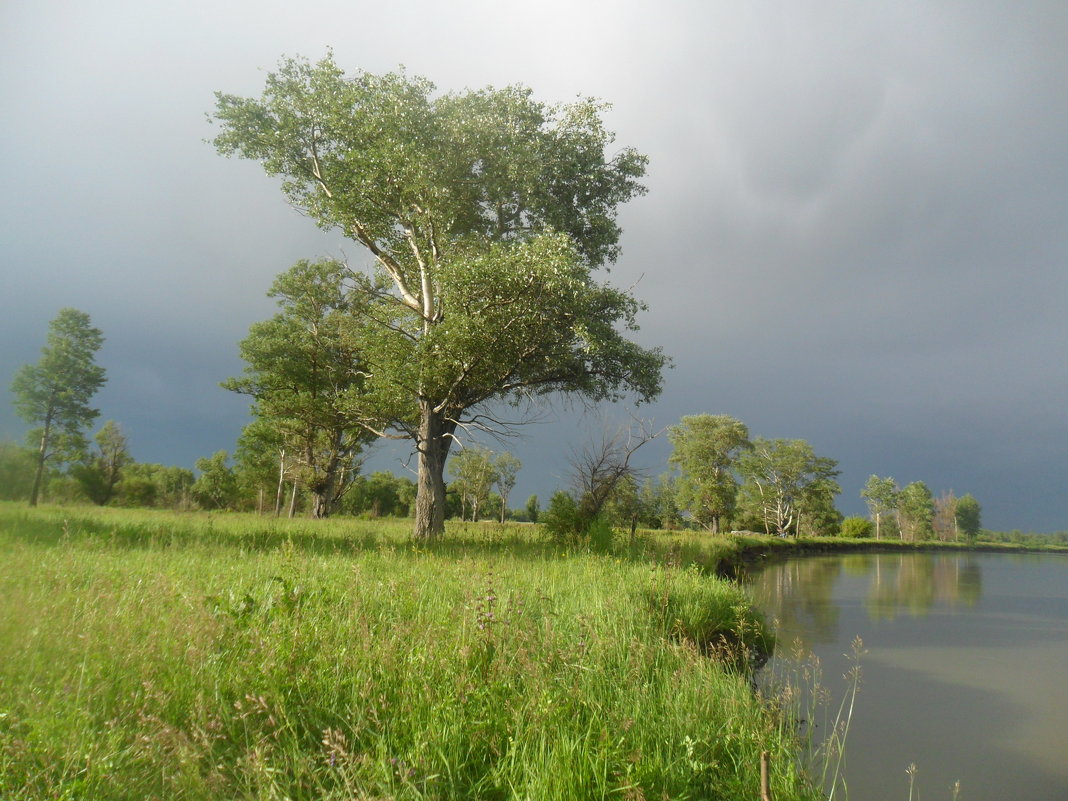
[413,402,455,540]
[274,449,286,516]
[309,478,335,519]
[29,414,53,507]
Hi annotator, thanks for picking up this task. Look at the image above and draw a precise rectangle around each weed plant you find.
[754,635,867,801]
[0,503,819,800]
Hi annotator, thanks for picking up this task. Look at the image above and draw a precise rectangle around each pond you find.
[745,551,1068,801]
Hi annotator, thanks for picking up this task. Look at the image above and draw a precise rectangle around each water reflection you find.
[746,552,1068,801]
[748,553,983,643]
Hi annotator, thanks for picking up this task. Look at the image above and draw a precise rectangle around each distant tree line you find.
[849,475,983,544]
[4,312,990,538]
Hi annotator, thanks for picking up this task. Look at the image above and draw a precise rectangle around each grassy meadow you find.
[0,503,821,800]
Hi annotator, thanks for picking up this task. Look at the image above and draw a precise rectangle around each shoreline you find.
[698,534,1068,579]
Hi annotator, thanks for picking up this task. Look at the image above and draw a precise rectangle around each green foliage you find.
[115,463,195,509]
[71,420,131,505]
[341,471,417,518]
[542,490,582,541]
[192,451,239,510]
[736,438,841,537]
[841,516,875,539]
[524,494,540,524]
[640,475,681,530]
[584,514,616,552]
[796,479,843,538]
[668,414,750,533]
[861,475,899,540]
[955,494,982,543]
[211,54,665,538]
[897,481,935,541]
[602,473,642,535]
[225,259,376,518]
[9,308,107,505]
[0,442,35,501]
[493,452,521,523]
[449,447,498,521]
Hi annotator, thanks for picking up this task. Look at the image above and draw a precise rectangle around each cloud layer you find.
[2,0,1066,529]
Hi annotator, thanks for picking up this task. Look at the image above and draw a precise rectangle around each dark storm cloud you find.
[1,0,1065,529]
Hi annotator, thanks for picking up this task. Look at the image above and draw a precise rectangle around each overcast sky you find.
[2,0,1066,530]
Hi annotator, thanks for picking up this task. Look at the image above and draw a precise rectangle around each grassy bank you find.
[0,503,818,801]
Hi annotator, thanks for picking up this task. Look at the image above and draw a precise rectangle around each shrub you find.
[542,490,581,540]
[841,516,874,539]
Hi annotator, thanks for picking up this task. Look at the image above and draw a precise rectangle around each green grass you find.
[0,503,818,800]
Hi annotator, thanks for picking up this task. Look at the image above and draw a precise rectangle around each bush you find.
[841,516,874,539]
[542,490,581,541]
[585,514,616,552]
[542,491,616,551]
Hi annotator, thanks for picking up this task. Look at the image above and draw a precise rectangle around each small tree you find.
[567,421,658,531]
[449,447,497,521]
[861,475,899,540]
[225,259,375,518]
[10,308,106,506]
[71,420,131,505]
[525,494,540,524]
[192,451,239,510]
[494,452,521,523]
[542,490,581,540]
[642,475,681,530]
[234,418,290,515]
[932,490,959,542]
[897,481,935,541]
[955,494,982,544]
[603,473,643,541]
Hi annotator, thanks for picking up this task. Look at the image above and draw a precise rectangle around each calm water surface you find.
[746,552,1068,801]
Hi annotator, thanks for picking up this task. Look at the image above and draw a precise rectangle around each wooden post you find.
[760,751,772,801]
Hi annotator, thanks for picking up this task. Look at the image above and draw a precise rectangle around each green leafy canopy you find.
[211,54,665,536]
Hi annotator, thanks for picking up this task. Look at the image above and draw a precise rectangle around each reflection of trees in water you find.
[749,557,844,644]
[751,554,985,643]
[865,554,983,620]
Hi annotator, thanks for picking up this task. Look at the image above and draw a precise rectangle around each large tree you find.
[211,54,664,538]
[736,438,840,537]
[10,308,106,506]
[224,259,375,518]
[668,414,750,533]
